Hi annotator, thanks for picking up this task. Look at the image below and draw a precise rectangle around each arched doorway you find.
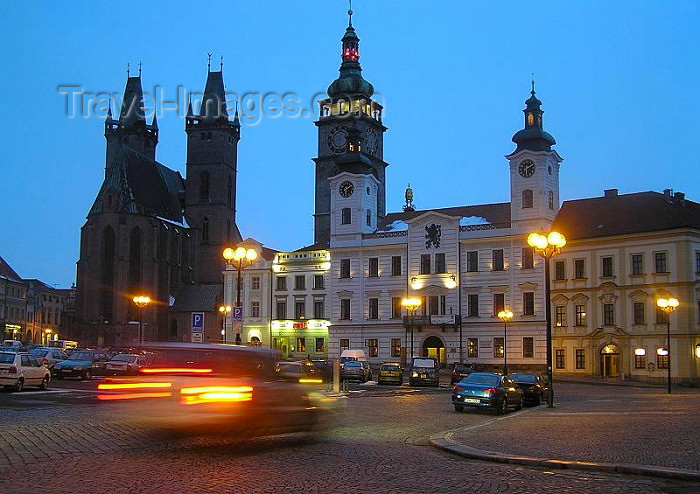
[601,344,620,378]
[422,336,445,366]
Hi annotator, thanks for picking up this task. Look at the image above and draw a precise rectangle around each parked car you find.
[452,372,523,414]
[53,351,109,380]
[339,349,368,365]
[2,340,22,351]
[450,363,475,385]
[509,373,549,406]
[377,362,403,385]
[275,361,324,383]
[408,357,440,387]
[310,359,332,382]
[29,347,68,375]
[0,351,51,391]
[47,340,79,351]
[340,361,372,383]
[97,342,339,438]
[105,354,149,376]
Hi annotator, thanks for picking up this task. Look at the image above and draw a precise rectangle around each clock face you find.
[328,127,348,154]
[365,129,378,155]
[339,181,354,198]
[518,159,536,178]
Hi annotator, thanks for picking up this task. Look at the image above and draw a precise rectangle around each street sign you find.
[233,307,243,322]
[191,312,204,332]
[191,332,203,343]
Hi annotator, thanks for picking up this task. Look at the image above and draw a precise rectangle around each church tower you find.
[506,82,563,234]
[185,61,242,284]
[104,71,158,175]
[313,8,388,245]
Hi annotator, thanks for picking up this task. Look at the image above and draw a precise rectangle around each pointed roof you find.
[327,9,374,99]
[0,255,22,281]
[88,145,185,223]
[199,70,229,122]
[119,76,146,127]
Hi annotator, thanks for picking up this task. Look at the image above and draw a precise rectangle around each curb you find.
[428,433,700,482]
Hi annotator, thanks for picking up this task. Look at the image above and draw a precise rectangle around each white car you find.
[0,351,51,392]
[105,354,148,375]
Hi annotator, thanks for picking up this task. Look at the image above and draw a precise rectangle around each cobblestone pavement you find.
[1,385,699,493]
[446,383,700,474]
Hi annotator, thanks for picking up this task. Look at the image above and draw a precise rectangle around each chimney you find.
[604,189,618,197]
[674,192,685,205]
[663,188,673,198]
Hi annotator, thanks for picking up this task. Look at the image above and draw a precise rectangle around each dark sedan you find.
[53,351,109,380]
[509,373,549,406]
[452,372,523,414]
[450,363,475,385]
[340,361,372,383]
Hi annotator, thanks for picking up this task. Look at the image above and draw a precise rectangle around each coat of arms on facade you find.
[425,223,441,248]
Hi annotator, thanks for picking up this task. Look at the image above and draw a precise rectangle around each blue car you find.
[54,351,109,380]
[452,372,523,414]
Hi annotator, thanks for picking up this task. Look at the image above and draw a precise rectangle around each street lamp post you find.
[218,305,232,344]
[656,296,678,394]
[527,231,566,408]
[132,296,151,346]
[401,297,422,359]
[222,246,259,345]
[498,310,513,375]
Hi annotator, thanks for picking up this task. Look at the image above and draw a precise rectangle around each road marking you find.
[20,389,100,395]
[543,411,681,416]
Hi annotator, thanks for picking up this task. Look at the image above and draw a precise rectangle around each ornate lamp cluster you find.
[222,245,260,345]
[527,230,566,408]
[527,231,566,258]
[656,296,679,394]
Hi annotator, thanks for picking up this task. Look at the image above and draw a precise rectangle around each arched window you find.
[199,171,210,203]
[522,189,533,209]
[100,226,116,321]
[549,191,555,210]
[341,208,351,225]
[366,209,371,226]
[228,175,233,206]
[169,319,178,340]
[202,217,210,242]
[128,227,142,297]
[527,113,534,126]
[227,220,231,242]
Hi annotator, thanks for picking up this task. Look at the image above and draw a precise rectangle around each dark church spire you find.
[199,69,229,122]
[511,79,556,153]
[119,75,146,127]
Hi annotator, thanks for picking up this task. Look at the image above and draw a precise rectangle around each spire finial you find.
[220,55,224,71]
[138,61,142,77]
[348,0,353,26]
[531,73,536,95]
[207,53,212,72]
[127,63,130,77]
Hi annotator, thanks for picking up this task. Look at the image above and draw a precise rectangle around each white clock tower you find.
[506,83,563,234]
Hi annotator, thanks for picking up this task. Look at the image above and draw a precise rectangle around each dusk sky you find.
[1,1,698,288]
